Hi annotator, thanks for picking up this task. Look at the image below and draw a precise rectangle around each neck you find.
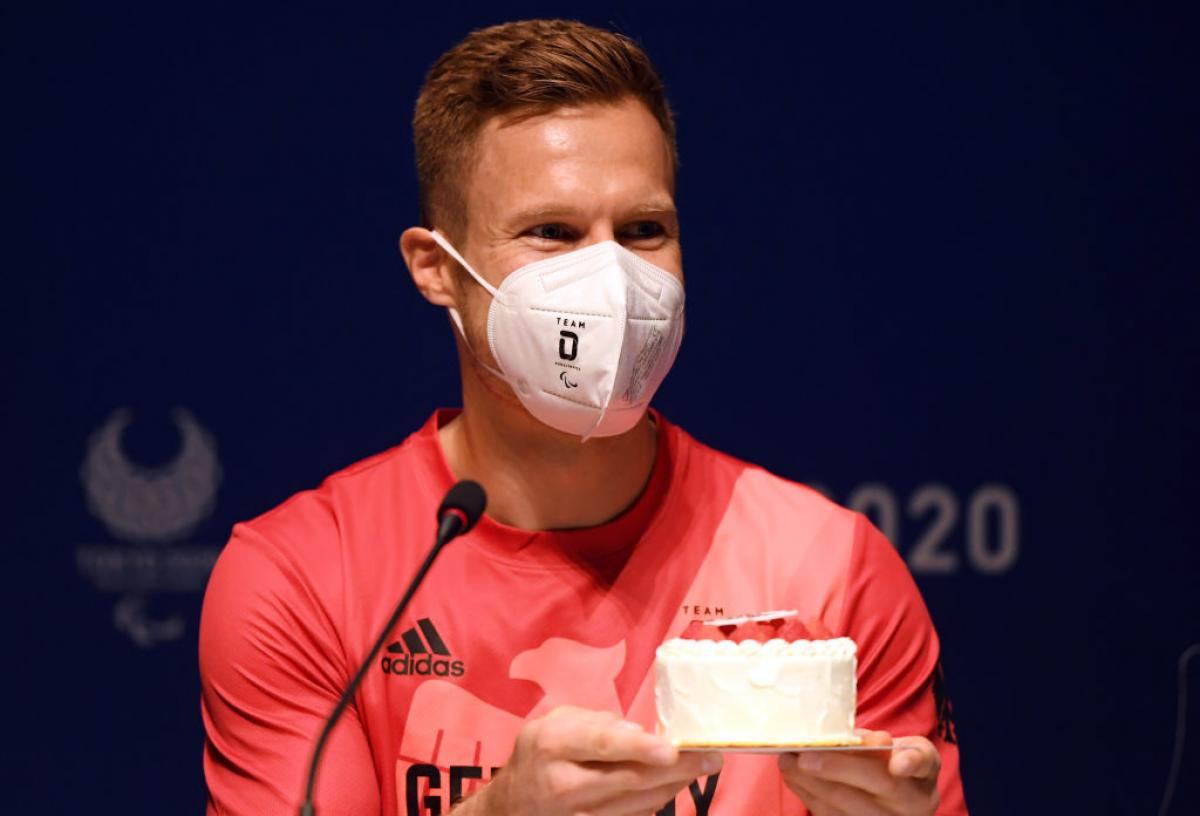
[438,365,659,530]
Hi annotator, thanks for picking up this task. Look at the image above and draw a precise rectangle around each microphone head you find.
[438,480,487,534]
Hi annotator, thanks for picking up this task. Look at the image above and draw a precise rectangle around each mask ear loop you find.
[428,230,502,299]
[428,229,507,381]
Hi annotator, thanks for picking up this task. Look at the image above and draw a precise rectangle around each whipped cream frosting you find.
[657,637,857,658]
[654,636,858,745]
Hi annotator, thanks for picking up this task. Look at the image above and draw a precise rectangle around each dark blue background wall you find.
[5,3,1198,813]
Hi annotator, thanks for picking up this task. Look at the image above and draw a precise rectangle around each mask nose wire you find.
[428,229,503,300]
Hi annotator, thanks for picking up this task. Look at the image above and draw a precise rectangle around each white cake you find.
[654,636,859,747]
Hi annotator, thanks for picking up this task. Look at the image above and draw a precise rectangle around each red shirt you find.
[200,410,967,815]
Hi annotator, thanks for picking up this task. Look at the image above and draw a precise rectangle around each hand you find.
[466,706,722,816]
[777,729,940,816]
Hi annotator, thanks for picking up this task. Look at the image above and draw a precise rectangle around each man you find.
[200,19,967,816]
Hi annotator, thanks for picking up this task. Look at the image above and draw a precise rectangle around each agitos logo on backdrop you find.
[381,618,465,677]
[74,407,224,648]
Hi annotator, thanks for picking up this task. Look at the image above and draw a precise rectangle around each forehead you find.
[464,98,675,221]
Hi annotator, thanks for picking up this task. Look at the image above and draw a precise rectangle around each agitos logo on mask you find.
[430,230,685,441]
[381,618,465,678]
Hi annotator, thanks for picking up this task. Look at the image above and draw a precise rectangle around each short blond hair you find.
[413,19,677,234]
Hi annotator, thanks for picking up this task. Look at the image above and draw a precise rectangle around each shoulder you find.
[202,416,443,641]
[236,418,441,557]
[662,423,933,648]
[660,418,896,625]
[665,417,861,543]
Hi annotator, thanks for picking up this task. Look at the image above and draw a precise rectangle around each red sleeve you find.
[199,518,380,815]
[837,514,968,815]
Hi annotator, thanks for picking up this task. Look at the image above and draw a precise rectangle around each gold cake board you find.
[676,736,897,754]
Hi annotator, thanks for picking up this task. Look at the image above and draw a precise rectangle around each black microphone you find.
[299,480,487,816]
[437,479,487,544]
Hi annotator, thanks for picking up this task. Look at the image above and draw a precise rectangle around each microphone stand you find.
[299,510,471,816]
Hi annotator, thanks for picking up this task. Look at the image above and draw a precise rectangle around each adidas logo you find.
[380,617,465,678]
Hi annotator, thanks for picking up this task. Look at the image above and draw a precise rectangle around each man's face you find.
[447,96,681,363]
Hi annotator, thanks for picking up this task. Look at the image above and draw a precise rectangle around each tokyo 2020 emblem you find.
[76,408,224,647]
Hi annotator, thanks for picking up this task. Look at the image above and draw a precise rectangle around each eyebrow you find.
[506,200,678,225]
[507,204,583,223]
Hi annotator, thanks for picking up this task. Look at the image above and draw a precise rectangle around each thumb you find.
[888,736,940,780]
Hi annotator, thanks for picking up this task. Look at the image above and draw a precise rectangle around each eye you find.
[620,221,666,241]
[528,223,573,241]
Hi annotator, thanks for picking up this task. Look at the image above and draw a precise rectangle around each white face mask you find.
[430,231,685,441]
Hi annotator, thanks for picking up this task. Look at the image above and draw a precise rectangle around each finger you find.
[776,763,842,816]
[779,755,837,814]
[889,736,941,781]
[542,716,676,765]
[587,778,697,816]
[570,752,720,800]
[544,705,618,723]
[790,749,896,798]
[854,728,895,750]
[807,803,850,816]
[782,770,892,816]
[783,746,935,815]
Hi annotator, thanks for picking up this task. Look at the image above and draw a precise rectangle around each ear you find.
[400,227,458,308]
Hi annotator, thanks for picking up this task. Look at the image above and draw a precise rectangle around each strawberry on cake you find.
[654,611,860,748]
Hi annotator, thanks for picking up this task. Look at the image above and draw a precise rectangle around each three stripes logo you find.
[380,618,465,678]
